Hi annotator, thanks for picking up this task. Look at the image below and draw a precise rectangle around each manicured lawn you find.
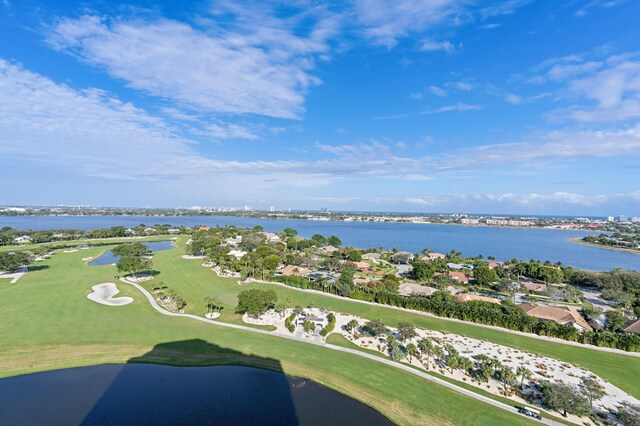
[145,236,640,399]
[0,241,534,426]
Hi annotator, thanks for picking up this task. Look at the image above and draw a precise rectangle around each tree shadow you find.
[26,265,49,271]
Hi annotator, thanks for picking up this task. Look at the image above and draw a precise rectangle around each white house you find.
[228,249,247,259]
[13,235,32,244]
[225,236,243,246]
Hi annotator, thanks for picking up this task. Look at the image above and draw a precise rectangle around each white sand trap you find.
[63,249,78,253]
[205,312,221,319]
[0,268,27,283]
[87,283,133,306]
[82,257,93,261]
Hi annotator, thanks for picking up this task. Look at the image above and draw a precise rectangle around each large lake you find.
[0,364,393,426]
[2,215,638,271]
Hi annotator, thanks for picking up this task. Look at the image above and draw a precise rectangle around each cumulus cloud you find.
[47,11,336,119]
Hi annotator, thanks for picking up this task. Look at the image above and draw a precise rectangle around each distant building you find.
[361,252,381,260]
[320,245,340,254]
[631,217,640,223]
[607,216,615,222]
[227,249,247,260]
[461,218,479,225]
[422,252,445,261]
[617,215,628,222]
[522,281,548,293]
[12,235,32,244]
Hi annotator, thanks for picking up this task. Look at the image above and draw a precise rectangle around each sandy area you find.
[181,255,205,259]
[0,268,27,283]
[86,283,133,306]
[82,257,93,261]
[205,312,221,319]
[248,308,639,416]
[63,249,78,253]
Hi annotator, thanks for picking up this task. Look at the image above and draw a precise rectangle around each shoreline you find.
[570,238,640,255]
[0,213,598,233]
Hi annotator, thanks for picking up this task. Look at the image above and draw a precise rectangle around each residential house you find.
[277,265,312,277]
[353,261,369,270]
[398,283,439,297]
[225,236,242,246]
[391,251,414,264]
[518,303,593,332]
[447,262,474,270]
[421,252,445,261]
[361,253,381,261]
[167,228,181,234]
[522,281,548,293]
[198,226,210,231]
[320,245,340,254]
[622,319,640,334]
[227,249,247,260]
[12,236,32,244]
[456,293,501,304]
[487,261,505,269]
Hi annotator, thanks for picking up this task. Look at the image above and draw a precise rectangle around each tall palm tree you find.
[516,365,533,389]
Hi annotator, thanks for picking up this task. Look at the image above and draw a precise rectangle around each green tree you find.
[516,365,533,389]
[389,341,408,362]
[417,338,435,369]
[283,228,298,238]
[303,319,315,334]
[235,289,277,316]
[605,310,627,331]
[252,225,264,232]
[397,322,417,340]
[541,381,591,417]
[617,403,640,426]
[497,365,517,394]
[474,265,498,286]
[0,251,32,272]
[112,242,151,257]
[362,319,387,337]
[116,255,152,275]
[406,343,418,363]
[579,376,606,410]
[337,269,355,297]
[311,234,327,245]
[344,319,360,334]
[327,235,342,247]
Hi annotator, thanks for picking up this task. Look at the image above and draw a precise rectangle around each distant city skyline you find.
[1,0,639,215]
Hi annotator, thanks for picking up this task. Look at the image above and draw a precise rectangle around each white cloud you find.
[376,103,482,119]
[452,81,473,91]
[429,85,448,96]
[353,0,464,47]
[419,39,455,53]
[47,12,336,119]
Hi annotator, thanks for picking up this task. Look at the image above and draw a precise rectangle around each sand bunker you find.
[87,283,133,306]
[63,249,78,253]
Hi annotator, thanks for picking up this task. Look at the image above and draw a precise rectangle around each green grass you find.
[0,234,174,253]
[141,237,640,401]
[0,241,535,426]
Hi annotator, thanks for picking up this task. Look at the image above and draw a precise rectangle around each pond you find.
[89,241,174,266]
[0,364,394,425]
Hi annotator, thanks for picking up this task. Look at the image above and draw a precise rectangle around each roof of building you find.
[522,281,548,292]
[423,252,445,260]
[456,293,501,304]
[398,283,439,297]
[361,252,381,259]
[278,265,312,276]
[448,271,469,283]
[353,261,369,269]
[320,245,340,253]
[519,303,593,331]
[623,319,640,333]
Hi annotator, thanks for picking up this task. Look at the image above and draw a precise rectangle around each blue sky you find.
[1,0,639,215]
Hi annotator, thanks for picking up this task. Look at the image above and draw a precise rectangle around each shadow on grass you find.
[0,339,393,425]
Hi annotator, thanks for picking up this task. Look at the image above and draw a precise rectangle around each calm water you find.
[89,240,174,266]
[2,215,638,271]
[0,364,393,426]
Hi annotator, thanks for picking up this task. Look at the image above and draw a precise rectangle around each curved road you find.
[120,277,561,425]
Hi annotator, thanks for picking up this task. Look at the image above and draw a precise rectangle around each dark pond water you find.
[0,364,393,426]
[89,240,174,266]
[2,215,638,271]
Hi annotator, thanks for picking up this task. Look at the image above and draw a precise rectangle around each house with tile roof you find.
[518,303,593,332]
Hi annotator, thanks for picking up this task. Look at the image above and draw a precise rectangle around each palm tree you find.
[417,338,434,369]
[516,365,533,389]
[406,343,418,363]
